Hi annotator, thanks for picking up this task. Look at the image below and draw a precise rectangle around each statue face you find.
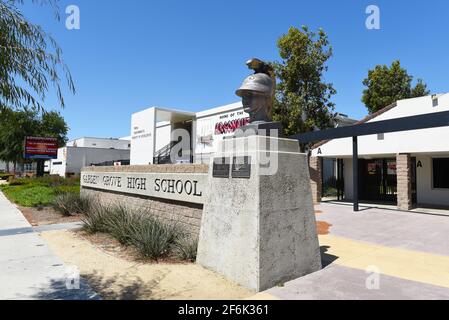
[241,92,268,119]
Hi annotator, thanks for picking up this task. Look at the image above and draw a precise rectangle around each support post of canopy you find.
[352,136,359,212]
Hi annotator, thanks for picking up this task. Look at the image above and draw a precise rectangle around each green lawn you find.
[0,176,80,207]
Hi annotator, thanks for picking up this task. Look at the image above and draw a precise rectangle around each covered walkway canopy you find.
[291,110,449,212]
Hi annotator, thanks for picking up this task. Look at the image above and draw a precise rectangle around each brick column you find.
[397,153,412,211]
[309,157,322,204]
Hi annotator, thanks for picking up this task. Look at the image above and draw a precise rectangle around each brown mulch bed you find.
[315,209,332,235]
[316,221,333,235]
[19,206,83,227]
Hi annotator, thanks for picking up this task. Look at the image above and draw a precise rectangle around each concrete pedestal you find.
[197,135,322,292]
[234,122,283,138]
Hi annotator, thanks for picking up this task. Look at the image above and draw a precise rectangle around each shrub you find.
[82,204,110,234]
[54,185,80,194]
[323,176,338,197]
[0,173,13,181]
[81,203,195,261]
[129,216,182,261]
[47,175,79,187]
[52,192,93,216]
[8,179,28,186]
[102,205,143,245]
[172,236,198,262]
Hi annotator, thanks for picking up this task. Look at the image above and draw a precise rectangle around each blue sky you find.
[21,0,449,140]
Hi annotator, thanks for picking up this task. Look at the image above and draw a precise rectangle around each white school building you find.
[130,102,356,166]
[50,137,131,177]
[130,103,248,166]
[310,93,449,210]
[129,93,449,210]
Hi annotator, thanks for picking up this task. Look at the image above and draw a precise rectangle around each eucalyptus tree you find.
[0,0,74,112]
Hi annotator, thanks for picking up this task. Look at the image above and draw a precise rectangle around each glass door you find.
[360,159,383,201]
[384,159,397,202]
[359,158,397,203]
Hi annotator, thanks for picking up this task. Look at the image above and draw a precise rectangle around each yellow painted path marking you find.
[245,292,280,300]
[320,235,449,289]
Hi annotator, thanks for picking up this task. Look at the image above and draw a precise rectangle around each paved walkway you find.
[253,203,449,300]
[0,192,98,300]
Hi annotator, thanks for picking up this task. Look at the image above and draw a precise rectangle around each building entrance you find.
[359,158,397,203]
[358,158,417,204]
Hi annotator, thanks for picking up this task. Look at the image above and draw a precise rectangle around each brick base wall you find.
[309,157,322,204]
[397,153,412,211]
[81,164,208,238]
[81,188,203,237]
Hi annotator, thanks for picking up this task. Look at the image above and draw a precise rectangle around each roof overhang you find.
[293,110,449,144]
[154,107,196,123]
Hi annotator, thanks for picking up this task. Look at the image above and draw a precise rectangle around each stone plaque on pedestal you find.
[212,158,230,178]
[197,135,322,292]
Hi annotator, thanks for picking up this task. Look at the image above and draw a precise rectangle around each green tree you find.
[271,26,336,136]
[362,60,430,114]
[0,0,75,111]
[0,108,68,172]
[39,111,69,147]
[0,109,38,171]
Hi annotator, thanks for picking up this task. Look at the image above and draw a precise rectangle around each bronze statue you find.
[236,58,276,124]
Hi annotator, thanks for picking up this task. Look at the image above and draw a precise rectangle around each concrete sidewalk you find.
[253,203,449,300]
[0,191,98,300]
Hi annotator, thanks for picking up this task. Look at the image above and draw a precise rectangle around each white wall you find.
[67,138,130,150]
[194,103,249,163]
[0,161,13,172]
[155,123,172,152]
[416,155,449,206]
[312,94,449,158]
[66,147,130,174]
[50,147,68,176]
[130,108,156,165]
[50,147,130,177]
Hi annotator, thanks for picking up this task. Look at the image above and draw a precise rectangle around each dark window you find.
[433,98,439,107]
[433,158,449,189]
[52,162,63,165]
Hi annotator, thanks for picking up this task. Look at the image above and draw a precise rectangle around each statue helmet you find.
[236,73,274,97]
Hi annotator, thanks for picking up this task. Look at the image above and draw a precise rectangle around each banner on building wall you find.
[367,163,377,175]
[24,137,58,160]
[387,161,397,175]
[214,117,250,135]
[196,109,249,154]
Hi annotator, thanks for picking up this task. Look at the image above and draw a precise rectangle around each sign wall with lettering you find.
[81,172,206,204]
